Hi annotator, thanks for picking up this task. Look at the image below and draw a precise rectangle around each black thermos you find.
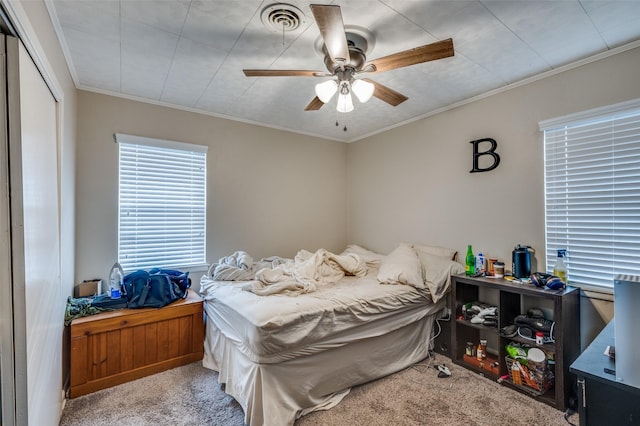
[512,245,534,278]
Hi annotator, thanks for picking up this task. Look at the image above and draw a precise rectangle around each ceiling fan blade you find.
[243,69,325,77]
[304,96,325,111]
[310,4,350,64]
[365,38,454,73]
[363,78,408,106]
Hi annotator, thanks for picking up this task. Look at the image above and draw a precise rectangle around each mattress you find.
[199,267,444,364]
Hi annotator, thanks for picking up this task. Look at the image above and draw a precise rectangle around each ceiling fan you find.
[243,4,454,112]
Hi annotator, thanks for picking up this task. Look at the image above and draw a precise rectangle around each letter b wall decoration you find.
[470,138,500,173]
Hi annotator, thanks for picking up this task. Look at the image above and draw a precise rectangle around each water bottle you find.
[465,245,475,276]
[109,262,124,299]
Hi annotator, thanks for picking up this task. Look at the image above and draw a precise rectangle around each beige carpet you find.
[60,354,578,426]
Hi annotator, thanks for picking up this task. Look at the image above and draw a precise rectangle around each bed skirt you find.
[202,301,441,426]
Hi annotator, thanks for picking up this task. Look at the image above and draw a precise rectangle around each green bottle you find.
[465,245,475,276]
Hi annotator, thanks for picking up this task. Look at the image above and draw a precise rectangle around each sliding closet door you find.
[1,34,62,426]
[15,36,61,426]
[0,33,20,426]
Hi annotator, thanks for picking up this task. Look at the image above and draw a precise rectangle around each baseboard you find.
[59,389,67,422]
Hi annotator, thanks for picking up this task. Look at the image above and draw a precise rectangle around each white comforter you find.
[251,248,367,295]
[208,249,368,296]
[209,252,288,281]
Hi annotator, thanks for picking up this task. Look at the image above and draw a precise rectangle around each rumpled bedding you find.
[207,249,367,296]
[251,248,367,295]
[208,251,288,281]
[218,250,254,270]
[207,244,463,301]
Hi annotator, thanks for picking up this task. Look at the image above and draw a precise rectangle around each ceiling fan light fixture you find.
[315,79,338,103]
[336,91,354,113]
[351,79,374,103]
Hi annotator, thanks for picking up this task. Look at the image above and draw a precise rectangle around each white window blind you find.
[116,134,207,271]
[540,99,640,289]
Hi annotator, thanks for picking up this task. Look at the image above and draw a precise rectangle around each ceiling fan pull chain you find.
[334,119,347,132]
[335,116,347,132]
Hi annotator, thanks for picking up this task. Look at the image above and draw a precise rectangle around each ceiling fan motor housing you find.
[324,46,366,73]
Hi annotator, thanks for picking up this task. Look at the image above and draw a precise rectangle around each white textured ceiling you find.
[47,0,640,142]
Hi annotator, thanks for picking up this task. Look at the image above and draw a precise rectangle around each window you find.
[116,133,207,271]
[540,99,640,289]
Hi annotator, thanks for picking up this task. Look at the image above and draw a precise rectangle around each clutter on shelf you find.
[508,307,556,344]
[505,342,554,394]
[461,301,499,327]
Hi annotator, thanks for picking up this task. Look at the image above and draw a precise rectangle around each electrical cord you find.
[516,321,556,344]
[411,354,456,390]
[431,316,442,341]
[430,308,451,342]
[517,328,535,341]
[563,408,577,425]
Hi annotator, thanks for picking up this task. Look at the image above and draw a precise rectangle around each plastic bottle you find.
[553,249,568,283]
[476,252,485,274]
[477,339,487,361]
[109,262,124,299]
[511,362,522,385]
[465,245,475,276]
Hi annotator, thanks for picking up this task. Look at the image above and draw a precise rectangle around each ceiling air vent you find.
[261,3,306,33]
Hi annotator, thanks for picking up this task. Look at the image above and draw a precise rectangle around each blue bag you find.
[148,268,190,299]
[123,270,181,308]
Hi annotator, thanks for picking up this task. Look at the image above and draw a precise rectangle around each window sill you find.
[570,283,613,302]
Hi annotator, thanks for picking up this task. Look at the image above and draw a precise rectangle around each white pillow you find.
[341,244,385,267]
[417,251,465,303]
[410,243,458,261]
[377,245,424,288]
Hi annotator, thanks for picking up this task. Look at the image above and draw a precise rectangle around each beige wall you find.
[75,91,348,286]
[347,46,640,345]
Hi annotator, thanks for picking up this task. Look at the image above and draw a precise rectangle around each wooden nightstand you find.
[69,291,204,398]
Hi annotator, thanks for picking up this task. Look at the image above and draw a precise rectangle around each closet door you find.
[15,36,61,426]
[1,34,61,426]
[0,33,16,426]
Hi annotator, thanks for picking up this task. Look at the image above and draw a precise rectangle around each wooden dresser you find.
[69,291,204,398]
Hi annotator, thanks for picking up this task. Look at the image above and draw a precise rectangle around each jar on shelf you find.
[466,342,476,357]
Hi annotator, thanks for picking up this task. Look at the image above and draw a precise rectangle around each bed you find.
[199,243,464,426]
